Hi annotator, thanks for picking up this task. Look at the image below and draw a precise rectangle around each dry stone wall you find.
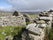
[22,10,53,40]
[0,12,26,27]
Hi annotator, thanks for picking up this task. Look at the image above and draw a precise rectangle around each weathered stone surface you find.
[0,15,26,26]
[23,14,32,22]
[0,12,26,27]
[21,10,53,40]
[26,23,43,35]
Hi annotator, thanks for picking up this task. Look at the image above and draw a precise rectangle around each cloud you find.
[6,0,53,11]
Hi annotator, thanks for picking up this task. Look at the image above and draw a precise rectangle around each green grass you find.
[0,26,25,40]
[44,27,53,40]
[48,28,53,40]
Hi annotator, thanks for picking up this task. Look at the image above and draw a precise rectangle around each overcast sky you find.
[0,0,53,12]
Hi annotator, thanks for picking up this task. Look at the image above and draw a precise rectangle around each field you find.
[0,26,25,40]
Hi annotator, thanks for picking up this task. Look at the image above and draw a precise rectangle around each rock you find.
[39,24,46,28]
[26,23,37,29]
[5,35,13,40]
[13,11,19,16]
[23,14,32,22]
[21,29,32,40]
[48,9,53,12]
[0,14,26,27]
[26,23,42,35]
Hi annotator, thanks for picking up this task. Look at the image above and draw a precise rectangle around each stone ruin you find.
[0,11,26,27]
[21,10,53,40]
[0,10,53,40]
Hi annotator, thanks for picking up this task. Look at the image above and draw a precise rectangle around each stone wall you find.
[22,10,53,40]
[0,12,26,27]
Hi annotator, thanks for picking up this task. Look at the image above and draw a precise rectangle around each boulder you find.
[13,11,19,16]
[26,23,42,35]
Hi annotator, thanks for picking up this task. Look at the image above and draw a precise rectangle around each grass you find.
[0,26,25,40]
[48,28,53,40]
[44,27,49,40]
[44,27,53,40]
[29,14,38,19]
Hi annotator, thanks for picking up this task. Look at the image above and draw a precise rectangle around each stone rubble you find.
[22,10,53,40]
[0,11,26,27]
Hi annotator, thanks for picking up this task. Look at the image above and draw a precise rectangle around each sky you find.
[0,0,13,11]
[0,0,53,12]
